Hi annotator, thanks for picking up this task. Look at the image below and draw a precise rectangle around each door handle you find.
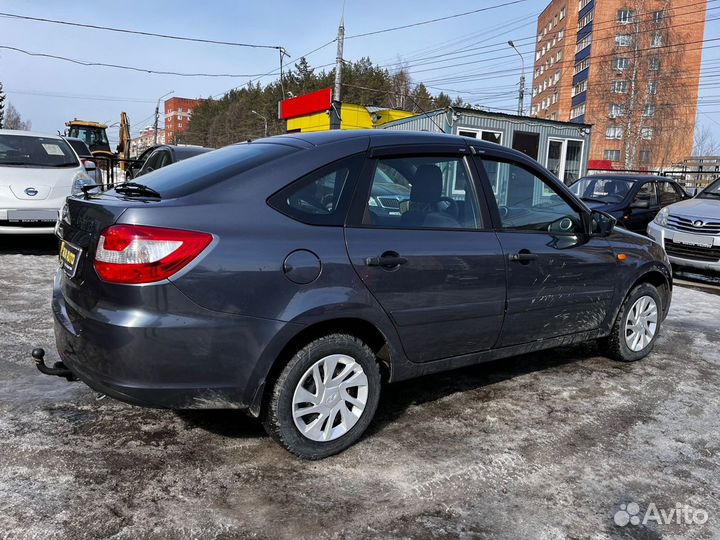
[509,251,538,263]
[366,253,408,268]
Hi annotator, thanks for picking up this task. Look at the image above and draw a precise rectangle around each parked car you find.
[131,145,213,179]
[64,137,102,185]
[569,174,689,233]
[0,130,94,234]
[47,131,672,458]
[648,176,720,272]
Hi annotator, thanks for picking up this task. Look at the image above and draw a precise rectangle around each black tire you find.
[262,334,381,459]
[600,282,663,362]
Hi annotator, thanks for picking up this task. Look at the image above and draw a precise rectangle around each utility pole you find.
[330,16,345,130]
[154,90,174,145]
[508,41,525,116]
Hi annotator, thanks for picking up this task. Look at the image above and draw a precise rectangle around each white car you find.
[0,130,94,234]
[647,176,720,272]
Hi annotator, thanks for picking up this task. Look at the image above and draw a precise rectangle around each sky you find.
[0,0,718,146]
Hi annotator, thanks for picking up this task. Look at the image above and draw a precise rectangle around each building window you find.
[551,112,558,120]
[606,126,623,139]
[648,81,659,95]
[552,91,559,104]
[554,71,561,84]
[579,0,591,10]
[649,57,661,70]
[618,9,635,24]
[653,10,664,23]
[643,104,656,117]
[611,80,628,93]
[558,29,565,40]
[613,57,630,71]
[577,34,592,52]
[560,7,566,19]
[579,11,594,28]
[615,34,632,47]
[570,103,586,119]
[556,50,563,61]
[574,58,590,74]
[604,149,621,161]
[640,150,651,164]
[641,128,654,140]
[651,33,663,48]
[609,103,626,117]
[572,80,588,97]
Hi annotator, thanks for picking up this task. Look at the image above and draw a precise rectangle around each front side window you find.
[269,155,363,226]
[363,155,482,230]
[480,158,583,234]
[634,182,657,205]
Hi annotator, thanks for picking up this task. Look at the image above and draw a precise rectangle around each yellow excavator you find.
[65,119,114,161]
[117,112,131,171]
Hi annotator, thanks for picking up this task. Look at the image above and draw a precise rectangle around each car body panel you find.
[51,130,672,412]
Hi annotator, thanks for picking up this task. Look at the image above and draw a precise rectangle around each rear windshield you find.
[123,142,298,198]
[0,134,79,168]
[66,139,92,158]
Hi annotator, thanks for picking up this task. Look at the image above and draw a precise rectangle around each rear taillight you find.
[94,225,212,284]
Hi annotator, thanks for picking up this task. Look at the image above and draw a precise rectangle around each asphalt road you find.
[1,236,719,540]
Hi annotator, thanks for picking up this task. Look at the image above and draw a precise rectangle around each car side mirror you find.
[591,210,616,237]
[630,199,650,209]
[82,160,97,171]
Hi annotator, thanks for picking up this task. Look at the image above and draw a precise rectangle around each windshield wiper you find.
[113,181,161,199]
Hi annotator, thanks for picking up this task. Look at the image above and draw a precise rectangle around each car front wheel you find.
[263,334,381,459]
[600,282,662,362]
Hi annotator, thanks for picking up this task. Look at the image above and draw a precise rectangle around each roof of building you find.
[380,107,592,130]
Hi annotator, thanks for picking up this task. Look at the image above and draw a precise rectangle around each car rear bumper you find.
[52,270,298,410]
[648,221,720,272]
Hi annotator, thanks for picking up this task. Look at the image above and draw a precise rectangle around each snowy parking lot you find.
[1,236,719,539]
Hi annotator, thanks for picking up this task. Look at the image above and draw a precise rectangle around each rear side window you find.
[136,142,298,198]
[268,155,364,226]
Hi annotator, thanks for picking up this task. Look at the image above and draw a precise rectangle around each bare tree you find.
[3,103,31,130]
[590,0,696,169]
[693,122,720,156]
[0,82,5,129]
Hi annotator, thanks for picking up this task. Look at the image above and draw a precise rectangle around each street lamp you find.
[508,41,526,116]
[154,90,174,145]
[251,110,268,137]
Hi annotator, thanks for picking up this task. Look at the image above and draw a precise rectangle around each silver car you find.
[648,177,720,272]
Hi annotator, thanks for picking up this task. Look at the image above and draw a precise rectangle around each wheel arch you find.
[250,316,396,417]
[626,265,672,319]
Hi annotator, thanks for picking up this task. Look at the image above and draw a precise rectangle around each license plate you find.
[59,241,82,278]
[673,232,714,248]
[7,210,58,223]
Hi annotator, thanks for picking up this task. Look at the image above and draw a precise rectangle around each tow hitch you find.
[32,348,78,382]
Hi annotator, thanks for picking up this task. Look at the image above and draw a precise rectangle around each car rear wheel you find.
[600,283,662,362]
[262,334,381,459]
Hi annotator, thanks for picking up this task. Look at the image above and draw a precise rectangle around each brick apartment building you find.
[531,0,707,171]
[164,97,202,144]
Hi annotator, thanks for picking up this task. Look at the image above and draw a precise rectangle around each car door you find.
[625,181,659,232]
[658,180,685,207]
[473,150,617,347]
[344,146,507,363]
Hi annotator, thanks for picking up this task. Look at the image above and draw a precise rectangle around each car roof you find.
[580,174,665,182]
[253,129,472,149]
[0,129,65,140]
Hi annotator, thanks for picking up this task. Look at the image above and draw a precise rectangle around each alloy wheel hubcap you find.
[292,354,369,442]
[624,295,658,352]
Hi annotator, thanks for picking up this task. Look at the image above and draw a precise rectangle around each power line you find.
[5,88,156,103]
[345,0,530,39]
[0,45,273,77]
[0,11,284,50]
